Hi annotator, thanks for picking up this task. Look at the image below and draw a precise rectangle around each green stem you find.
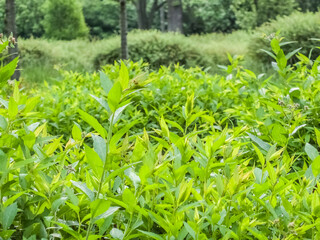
[85,113,115,240]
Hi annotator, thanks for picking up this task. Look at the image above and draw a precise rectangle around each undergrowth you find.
[1,34,320,239]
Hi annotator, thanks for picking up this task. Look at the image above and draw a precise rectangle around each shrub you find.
[248,11,320,67]
[43,0,89,40]
[93,31,226,71]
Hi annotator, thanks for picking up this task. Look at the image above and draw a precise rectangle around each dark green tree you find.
[232,0,298,30]
[296,0,320,12]
[184,0,238,34]
[43,0,89,40]
[16,0,45,38]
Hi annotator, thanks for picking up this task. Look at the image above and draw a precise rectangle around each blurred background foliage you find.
[0,0,320,85]
[0,0,319,39]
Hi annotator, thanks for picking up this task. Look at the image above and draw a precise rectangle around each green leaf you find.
[119,61,129,90]
[52,197,67,212]
[110,228,124,240]
[252,144,265,167]
[104,162,141,183]
[107,81,122,112]
[270,38,280,55]
[110,102,131,125]
[84,144,103,177]
[93,207,120,224]
[3,202,18,230]
[315,128,320,147]
[312,156,320,177]
[148,211,171,233]
[0,149,8,172]
[122,188,136,210]
[305,143,319,161]
[92,134,106,162]
[100,71,113,96]
[0,57,18,84]
[0,41,9,53]
[260,49,276,60]
[286,47,302,60]
[184,93,194,119]
[160,116,170,138]
[247,133,271,152]
[110,119,139,148]
[72,122,82,141]
[51,221,82,239]
[90,94,111,114]
[247,227,268,240]
[166,119,184,133]
[78,109,106,138]
[184,222,196,239]
[0,230,15,239]
[4,191,26,208]
[266,144,276,162]
[266,162,276,184]
[8,97,18,119]
[71,180,95,201]
[277,49,287,70]
[138,230,164,240]
[46,136,62,155]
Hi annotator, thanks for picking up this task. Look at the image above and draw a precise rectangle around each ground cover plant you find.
[2,34,320,240]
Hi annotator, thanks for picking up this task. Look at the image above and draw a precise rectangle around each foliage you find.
[0,35,19,85]
[296,0,320,12]
[0,0,45,38]
[15,0,46,38]
[42,0,89,40]
[248,11,320,68]
[2,36,320,239]
[232,0,298,30]
[93,30,228,71]
[80,0,138,38]
[0,0,313,38]
[184,0,238,34]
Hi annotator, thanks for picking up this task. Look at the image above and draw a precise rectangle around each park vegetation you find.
[1,0,320,239]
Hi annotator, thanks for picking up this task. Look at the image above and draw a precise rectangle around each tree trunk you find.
[120,0,128,60]
[167,0,183,33]
[160,3,165,32]
[135,0,149,29]
[5,0,20,80]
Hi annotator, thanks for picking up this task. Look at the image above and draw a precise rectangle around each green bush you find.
[248,11,320,67]
[4,39,320,239]
[93,31,227,71]
[43,0,89,40]
[16,31,251,84]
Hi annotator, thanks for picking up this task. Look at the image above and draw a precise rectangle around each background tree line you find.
[0,0,319,40]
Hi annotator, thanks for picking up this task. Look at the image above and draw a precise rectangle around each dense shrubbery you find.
[94,31,228,71]
[3,35,320,239]
[2,37,320,239]
[16,31,251,84]
[248,11,320,67]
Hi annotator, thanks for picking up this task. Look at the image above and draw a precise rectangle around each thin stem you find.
[85,114,115,240]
